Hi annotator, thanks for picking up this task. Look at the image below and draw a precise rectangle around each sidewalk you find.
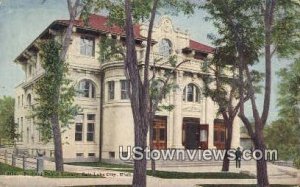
[0,175,299,187]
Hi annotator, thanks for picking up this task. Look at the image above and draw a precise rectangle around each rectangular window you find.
[80,36,95,56]
[76,153,84,157]
[87,114,95,142]
[109,152,115,159]
[21,94,24,106]
[88,153,95,157]
[18,96,20,107]
[120,80,130,100]
[87,123,94,142]
[108,81,115,100]
[75,123,83,141]
[87,114,95,121]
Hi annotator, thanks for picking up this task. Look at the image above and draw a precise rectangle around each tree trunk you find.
[254,127,269,187]
[132,122,148,187]
[51,114,64,172]
[222,120,233,171]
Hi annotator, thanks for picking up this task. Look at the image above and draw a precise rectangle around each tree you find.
[82,0,196,186]
[203,0,300,186]
[33,39,79,170]
[265,59,300,168]
[0,96,18,145]
[33,0,83,172]
[202,45,259,171]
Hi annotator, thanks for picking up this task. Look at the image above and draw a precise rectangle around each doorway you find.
[182,118,200,149]
[151,116,167,150]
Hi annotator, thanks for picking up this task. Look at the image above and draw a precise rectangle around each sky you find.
[0,0,289,123]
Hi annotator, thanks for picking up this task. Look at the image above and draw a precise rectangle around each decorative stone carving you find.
[182,106,201,112]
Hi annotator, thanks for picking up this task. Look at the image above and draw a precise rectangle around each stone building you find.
[14,14,240,162]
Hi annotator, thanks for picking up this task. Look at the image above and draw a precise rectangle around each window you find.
[108,81,115,100]
[80,36,95,56]
[87,114,95,142]
[28,65,32,77]
[76,153,84,157]
[87,114,95,120]
[158,39,172,57]
[27,94,32,106]
[87,123,95,142]
[182,84,201,102]
[109,152,115,159]
[21,94,24,106]
[120,80,130,100]
[77,80,96,98]
[75,123,83,141]
[88,153,95,157]
[18,96,20,107]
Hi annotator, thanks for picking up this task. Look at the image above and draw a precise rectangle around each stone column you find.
[172,71,183,148]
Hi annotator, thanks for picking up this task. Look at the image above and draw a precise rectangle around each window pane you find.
[87,114,95,121]
[214,130,218,142]
[88,123,94,131]
[121,80,129,100]
[159,128,165,141]
[75,123,83,141]
[221,131,225,142]
[75,133,82,141]
[182,87,186,101]
[187,85,194,102]
[87,133,94,141]
[75,123,82,131]
[108,81,114,100]
[80,37,95,56]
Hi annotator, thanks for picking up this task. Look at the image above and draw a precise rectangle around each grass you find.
[112,169,255,179]
[64,186,131,187]
[0,162,103,178]
[198,185,297,187]
[66,161,132,169]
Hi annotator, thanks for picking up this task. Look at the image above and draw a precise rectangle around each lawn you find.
[112,169,255,179]
[66,161,132,169]
[0,162,103,178]
[198,185,297,187]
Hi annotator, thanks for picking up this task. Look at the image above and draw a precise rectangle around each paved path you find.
[0,175,299,187]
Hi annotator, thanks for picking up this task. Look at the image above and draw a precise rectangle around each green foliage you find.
[99,37,124,63]
[80,0,196,27]
[265,59,300,167]
[0,96,18,143]
[33,39,79,142]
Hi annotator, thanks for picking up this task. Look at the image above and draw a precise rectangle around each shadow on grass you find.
[66,162,132,169]
[0,162,103,178]
[112,169,255,179]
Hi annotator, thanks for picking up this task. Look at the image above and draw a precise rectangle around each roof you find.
[57,14,145,40]
[58,14,214,53]
[15,14,214,62]
[189,40,215,54]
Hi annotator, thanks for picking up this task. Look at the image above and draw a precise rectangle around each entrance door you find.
[152,116,167,150]
[199,124,208,149]
[214,119,226,149]
[182,118,200,149]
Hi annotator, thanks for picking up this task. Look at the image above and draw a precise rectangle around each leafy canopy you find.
[33,39,79,142]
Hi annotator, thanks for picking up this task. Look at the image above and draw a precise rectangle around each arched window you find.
[182,83,201,102]
[77,80,96,98]
[158,39,172,57]
[27,94,32,106]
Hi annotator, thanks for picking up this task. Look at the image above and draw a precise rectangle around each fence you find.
[0,149,44,174]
